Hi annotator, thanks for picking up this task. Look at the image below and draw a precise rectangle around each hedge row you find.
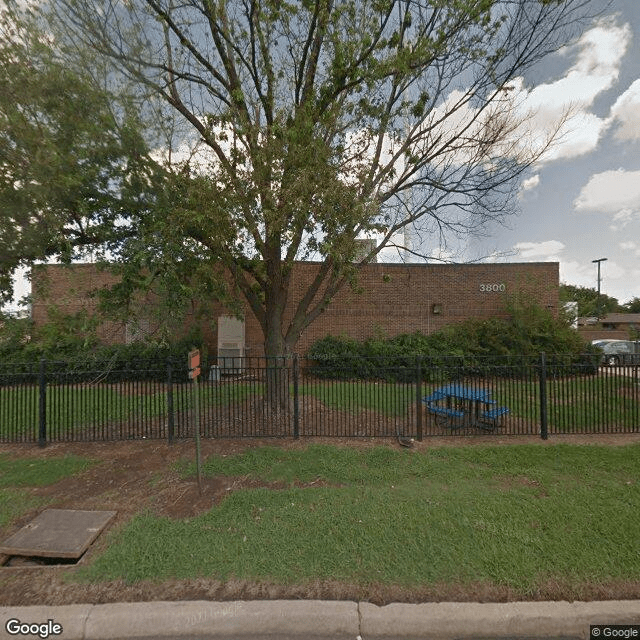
[305,306,601,381]
[0,312,205,383]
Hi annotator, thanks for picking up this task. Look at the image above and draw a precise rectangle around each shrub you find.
[0,310,206,383]
[305,302,599,381]
[0,313,33,355]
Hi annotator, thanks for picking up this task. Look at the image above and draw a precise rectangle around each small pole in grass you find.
[188,349,203,494]
[38,359,47,448]
[167,360,174,445]
[539,352,548,440]
[416,356,423,442]
[293,354,299,439]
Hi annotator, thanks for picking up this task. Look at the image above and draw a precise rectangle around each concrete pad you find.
[0,605,92,640]
[0,510,116,559]
[359,600,640,639]
[84,600,359,639]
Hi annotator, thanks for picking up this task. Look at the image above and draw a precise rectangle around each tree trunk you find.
[264,314,291,413]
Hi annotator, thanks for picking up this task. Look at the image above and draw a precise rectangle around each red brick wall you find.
[577,328,629,341]
[290,262,558,354]
[32,261,559,355]
[31,264,126,344]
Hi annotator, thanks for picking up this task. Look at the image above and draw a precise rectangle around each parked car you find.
[592,340,640,366]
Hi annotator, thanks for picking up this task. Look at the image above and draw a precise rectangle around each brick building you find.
[578,313,640,341]
[31,261,559,356]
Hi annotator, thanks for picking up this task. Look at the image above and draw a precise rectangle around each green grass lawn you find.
[75,443,640,593]
[300,375,640,431]
[0,454,94,527]
[0,382,260,439]
[299,381,413,417]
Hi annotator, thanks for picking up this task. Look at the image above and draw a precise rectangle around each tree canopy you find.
[621,298,640,314]
[0,4,155,306]
[559,284,621,318]
[2,0,600,358]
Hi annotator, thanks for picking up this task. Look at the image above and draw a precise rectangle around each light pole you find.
[592,258,607,319]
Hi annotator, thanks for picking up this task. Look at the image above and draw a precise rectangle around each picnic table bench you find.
[423,384,509,431]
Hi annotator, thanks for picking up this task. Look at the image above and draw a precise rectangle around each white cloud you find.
[5,266,30,311]
[508,243,633,301]
[619,241,640,257]
[152,137,220,172]
[574,169,640,227]
[371,17,631,180]
[609,79,640,142]
[597,260,625,281]
[538,111,609,163]
[610,209,637,229]
[554,19,631,103]
[514,240,565,261]
[630,270,640,289]
[561,259,626,296]
[520,174,540,192]
[560,260,597,289]
[508,18,631,165]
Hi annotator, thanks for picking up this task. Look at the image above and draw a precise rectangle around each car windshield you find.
[603,342,634,353]
[593,341,617,349]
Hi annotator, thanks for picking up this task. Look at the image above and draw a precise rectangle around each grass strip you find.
[76,443,640,591]
[0,454,93,487]
[0,454,95,527]
[0,489,46,528]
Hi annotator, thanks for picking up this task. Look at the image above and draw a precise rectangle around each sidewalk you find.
[2,599,640,639]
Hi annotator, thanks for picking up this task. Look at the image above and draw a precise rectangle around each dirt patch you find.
[2,434,640,606]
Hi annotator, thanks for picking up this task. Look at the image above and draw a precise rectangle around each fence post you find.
[38,359,47,447]
[635,364,639,430]
[415,356,423,441]
[167,360,174,444]
[293,354,300,439]
[539,352,548,440]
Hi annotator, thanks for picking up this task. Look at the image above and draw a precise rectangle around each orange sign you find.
[188,349,200,371]
[188,366,201,380]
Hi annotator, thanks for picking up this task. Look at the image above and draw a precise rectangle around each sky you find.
[446,0,640,305]
[5,0,640,311]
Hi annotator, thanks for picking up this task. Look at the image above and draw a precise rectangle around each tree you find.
[5,0,600,406]
[0,4,154,306]
[560,284,621,318]
[622,298,640,314]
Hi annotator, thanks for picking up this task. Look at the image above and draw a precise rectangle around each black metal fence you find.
[0,354,638,444]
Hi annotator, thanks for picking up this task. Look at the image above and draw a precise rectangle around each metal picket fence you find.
[0,353,638,444]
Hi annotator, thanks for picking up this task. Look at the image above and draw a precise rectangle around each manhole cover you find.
[0,509,116,559]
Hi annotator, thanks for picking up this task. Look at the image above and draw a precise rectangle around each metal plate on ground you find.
[0,509,117,559]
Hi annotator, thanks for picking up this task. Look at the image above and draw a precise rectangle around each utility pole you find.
[592,258,608,320]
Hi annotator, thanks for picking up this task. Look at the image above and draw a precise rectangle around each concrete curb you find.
[360,600,640,638]
[1,601,358,640]
[1,600,639,639]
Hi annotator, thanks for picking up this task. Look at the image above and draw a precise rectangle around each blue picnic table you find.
[423,384,509,430]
